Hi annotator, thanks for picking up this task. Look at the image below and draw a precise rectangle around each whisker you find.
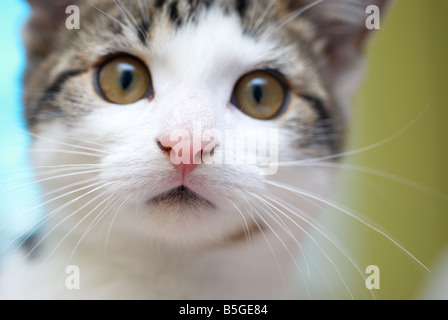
[0,176,99,234]
[113,0,140,29]
[24,181,116,262]
[43,187,116,265]
[27,149,105,158]
[0,169,102,196]
[82,0,129,31]
[68,193,120,266]
[0,164,104,178]
[0,165,104,187]
[249,192,311,278]
[0,180,103,233]
[251,0,276,35]
[239,191,311,299]
[263,193,373,299]
[283,161,448,202]
[0,180,108,257]
[137,0,150,21]
[22,130,110,155]
[254,195,351,299]
[251,195,311,278]
[136,0,151,38]
[103,195,131,257]
[229,201,253,250]
[236,191,294,298]
[260,0,324,40]
[265,179,431,273]
[279,103,432,166]
[227,185,260,249]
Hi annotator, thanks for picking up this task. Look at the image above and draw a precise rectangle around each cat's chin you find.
[127,191,252,247]
[148,185,216,210]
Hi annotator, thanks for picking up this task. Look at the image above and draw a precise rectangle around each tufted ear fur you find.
[285,0,390,124]
[277,0,390,138]
[287,0,389,75]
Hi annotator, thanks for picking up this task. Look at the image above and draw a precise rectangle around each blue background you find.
[0,0,447,299]
[0,2,41,255]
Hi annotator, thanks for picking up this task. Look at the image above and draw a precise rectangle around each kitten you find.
[0,0,387,299]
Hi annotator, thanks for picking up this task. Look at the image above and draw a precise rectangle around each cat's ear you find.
[288,0,390,82]
[24,0,79,62]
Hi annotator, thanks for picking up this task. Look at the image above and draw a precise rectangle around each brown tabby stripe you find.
[29,69,86,125]
[137,20,151,45]
[169,1,182,27]
[138,0,248,43]
[235,0,248,18]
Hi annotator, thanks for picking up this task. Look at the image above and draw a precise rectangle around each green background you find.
[0,0,446,300]
[302,0,448,299]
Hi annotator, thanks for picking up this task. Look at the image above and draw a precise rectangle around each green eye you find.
[97,56,153,104]
[232,70,288,120]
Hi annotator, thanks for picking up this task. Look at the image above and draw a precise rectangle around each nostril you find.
[157,135,220,167]
[157,140,171,153]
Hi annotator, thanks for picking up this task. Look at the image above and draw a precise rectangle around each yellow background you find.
[1,0,446,300]
[337,0,448,299]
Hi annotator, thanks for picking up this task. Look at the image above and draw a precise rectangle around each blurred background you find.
[0,0,447,299]
[0,2,42,259]
[348,0,448,299]
[298,0,448,299]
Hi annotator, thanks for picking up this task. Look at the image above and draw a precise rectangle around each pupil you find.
[120,70,133,91]
[252,85,263,104]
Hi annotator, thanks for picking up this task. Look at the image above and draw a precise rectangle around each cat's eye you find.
[96,56,153,104]
[232,70,288,120]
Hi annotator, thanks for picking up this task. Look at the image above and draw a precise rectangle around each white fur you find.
[1,9,333,299]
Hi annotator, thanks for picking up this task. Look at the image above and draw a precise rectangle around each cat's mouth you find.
[148,186,216,209]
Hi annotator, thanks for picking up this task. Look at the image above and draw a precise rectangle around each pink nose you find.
[157,133,216,175]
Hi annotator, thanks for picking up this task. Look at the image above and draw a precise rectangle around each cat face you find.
[23,0,384,246]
